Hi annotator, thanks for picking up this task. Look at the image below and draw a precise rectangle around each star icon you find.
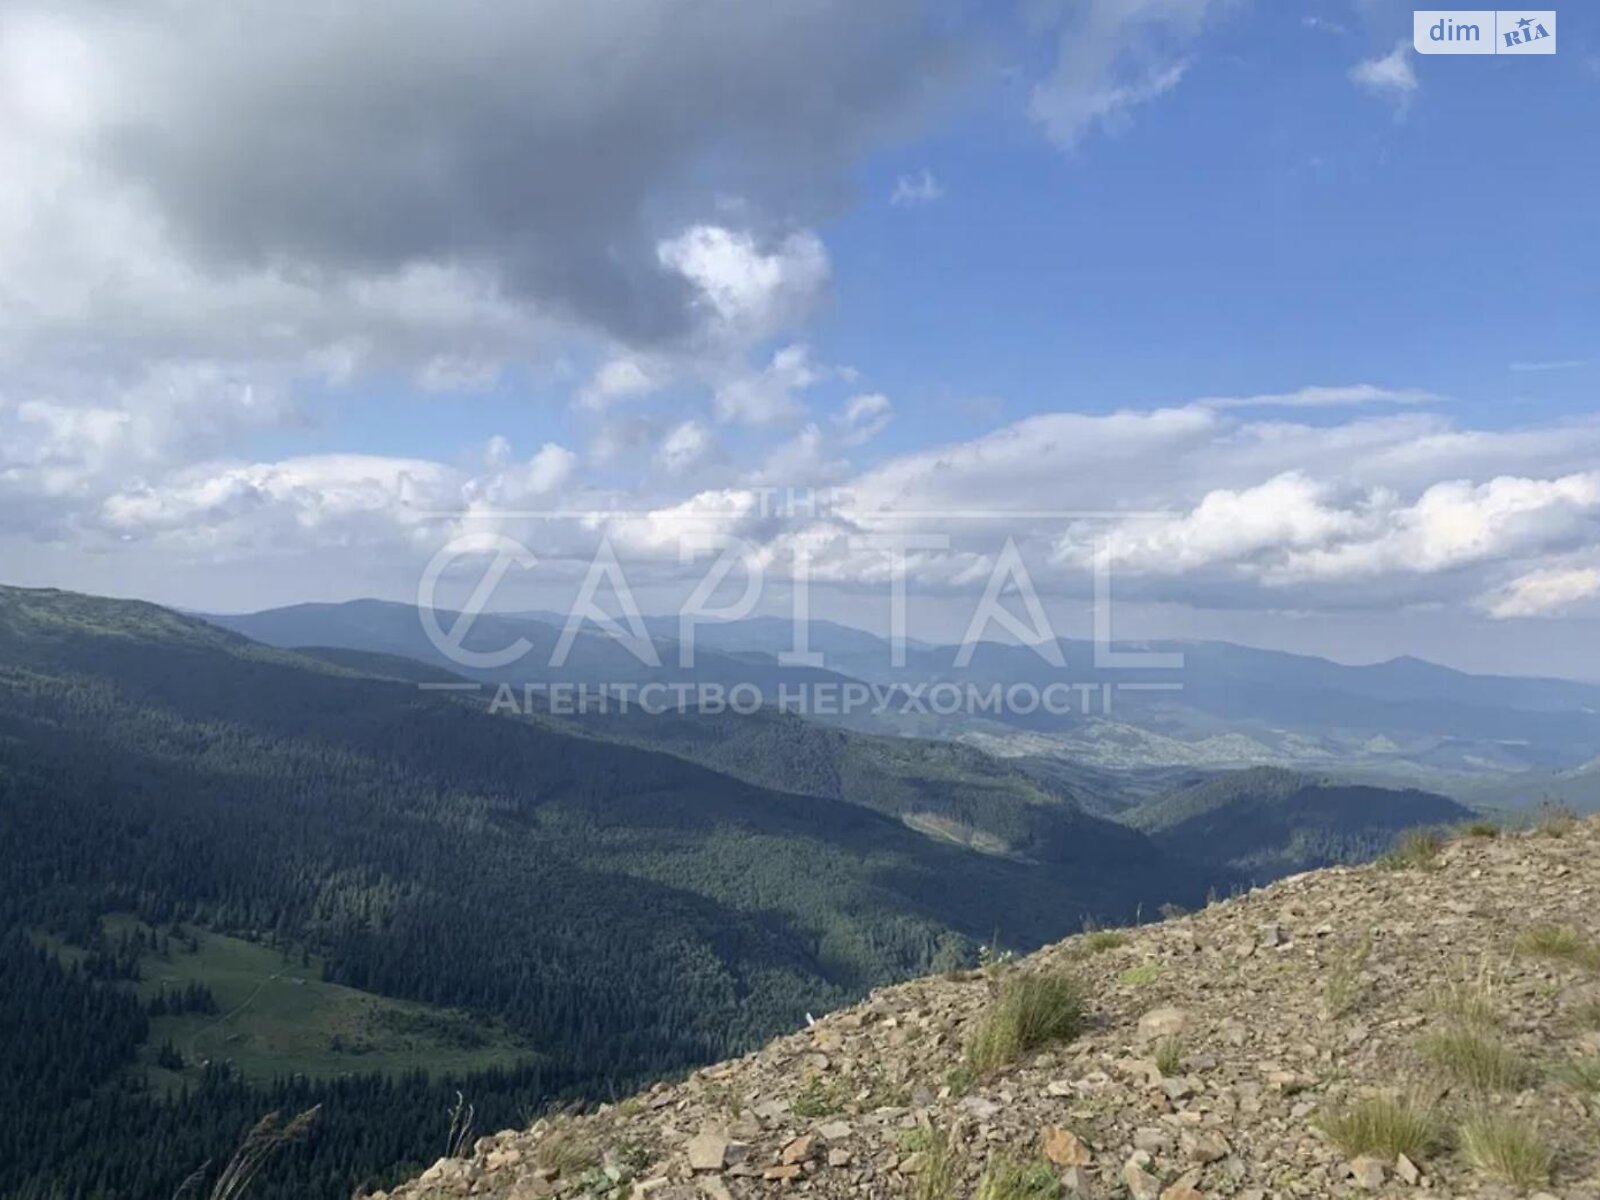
[1517,16,1534,29]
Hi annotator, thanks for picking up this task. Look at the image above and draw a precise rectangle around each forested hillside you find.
[0,586,1215,1199]
[1123,765,1472,879]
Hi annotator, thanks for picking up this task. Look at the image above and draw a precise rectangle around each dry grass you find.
[975,1154,1062,1200]
[1323,935,1372,1018]
[1079,930,1128,955]
[1432,961,1502,1029]
[1419,1027,1531,1093]
[534,1130,600,1177]
[1378,827,1445,870]
[966,971,1087,1075]
[1315,1093,1441,1161]
[910,1128,958,1200]
[1457,820,1500,839]
[1516,925,1600,971]
[1458,1112,1551,1187]
[173,1106,320,1200]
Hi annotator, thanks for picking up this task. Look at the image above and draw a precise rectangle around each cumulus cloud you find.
[657,226,831,348]
[713,344,834,426]
[576,358,658,412]
[1482,565,1600,619]
[0,0,956,425]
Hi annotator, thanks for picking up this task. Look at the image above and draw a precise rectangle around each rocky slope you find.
[381,818,1600,1200]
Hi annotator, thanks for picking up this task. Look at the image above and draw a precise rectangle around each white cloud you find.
[657,226,830,347]
[1198,384,1437,410]
[1029,0,1221,149]
[712,344,830,426]
[576,357,657,412]
[1351,43,1418,109]
[890,169,945,206]
[655,420,715,475]
[1483,565,1600,619]
[833,393,894,446]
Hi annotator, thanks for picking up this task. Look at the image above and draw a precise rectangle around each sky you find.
[1,0,1598,678]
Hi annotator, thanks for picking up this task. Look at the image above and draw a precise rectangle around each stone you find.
[762,1164,803,1181]
[1180,1129,1229,1165]
[1138,1007,1191,1042]
[698,1181,733,1200]
[1348,1156,1386,1191]
[1123,1159,1162,1200]
[827,1148,853,1168]
[685,1132,733,1173]
[1395,1153,1420,1185]
[1042,1125,1093,1167]
[779,1135,813,1165]
[817,1121,852,1140]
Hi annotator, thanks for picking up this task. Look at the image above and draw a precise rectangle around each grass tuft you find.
[1154,1035,1184,1077]
[966,971,1087,1076]
[1314,1093,1441,1161]
[1419,1027,1531,1093]
[1458,1112,1551,1187]
[911,1128,958,1200]
[1457,820,1500,839]
[1323,935,1372,1018]
[1377,827,1445,870]
[534,1130,600,1177]
[1432,961,1501,1029]
[1555,1056,1600,1094]
[975,1154,1063,1200]
[1516,925,1600,972]
[1079,930,1128,955]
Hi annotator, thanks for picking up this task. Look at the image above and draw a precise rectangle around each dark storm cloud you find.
[89,0,967,344]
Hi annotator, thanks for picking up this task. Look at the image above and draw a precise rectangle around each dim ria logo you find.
[1414,10,1555,54]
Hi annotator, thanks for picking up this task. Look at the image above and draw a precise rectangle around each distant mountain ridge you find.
[209,600,1600,783]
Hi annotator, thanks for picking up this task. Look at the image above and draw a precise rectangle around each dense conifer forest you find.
[0,586,1216,1198]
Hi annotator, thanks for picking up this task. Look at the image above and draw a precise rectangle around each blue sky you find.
[1,0,1597,676]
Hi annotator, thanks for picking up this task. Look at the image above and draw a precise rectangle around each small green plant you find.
[1419,1027,1531,1093]
[1517,925,1600,971]
[975,1154,1063,1200]
[898,1126,936,1154]
[1118,964,1160,987]
[1154,1035,1184,1077]
[1378,827,1445,870]
[978,941,1016,972]
[965,971,1086,1075]
[1323,935,1372,1018]
[1555,1056,1600,1094]
[1314,1093,1441,1161]
[912,1127,957,1200]
[1458,820,1500,839]
[793,1072,847,1118]
[1080,930,1128,954]
[1458,1112,1551,1186]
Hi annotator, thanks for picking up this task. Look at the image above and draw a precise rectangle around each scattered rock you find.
[1041,1125,1093,1167]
